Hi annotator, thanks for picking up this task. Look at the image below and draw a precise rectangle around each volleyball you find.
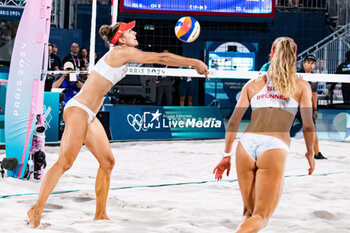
[174,16,201,43]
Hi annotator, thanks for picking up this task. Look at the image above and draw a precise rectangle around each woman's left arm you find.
[213,83,250,180]
[124,47,209,78]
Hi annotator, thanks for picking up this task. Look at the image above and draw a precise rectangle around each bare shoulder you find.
[111,46,140,57]
[245,75,265,98]
[294,76,310,91]
[293,75,311,101]
[109,46,140,65]
[251,75,266,84]
[247,75,265,90]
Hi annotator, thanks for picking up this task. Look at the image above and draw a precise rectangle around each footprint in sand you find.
[45,203,64,209]
[312,210,339,220]
[219,219,236,229]
[310,193,326,200]
[74,197,94,203]
[37,222,52,229]
[25,220,51,229]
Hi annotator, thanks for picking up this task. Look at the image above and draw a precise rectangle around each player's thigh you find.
[58,107,89,164]
[253,149,287,218]
[84,118,115,169]
[236,142,257,210]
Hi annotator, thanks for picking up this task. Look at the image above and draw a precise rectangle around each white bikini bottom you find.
[239,133,289,161]
[64,98,96,124]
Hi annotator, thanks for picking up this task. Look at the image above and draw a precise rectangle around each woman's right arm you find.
[299,80,315,175]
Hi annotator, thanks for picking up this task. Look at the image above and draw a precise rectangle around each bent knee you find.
[57,159,75,172]
[100,155,115,172]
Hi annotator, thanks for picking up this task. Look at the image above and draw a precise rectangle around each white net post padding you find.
[111,0,118,25]
[88,0,97,71]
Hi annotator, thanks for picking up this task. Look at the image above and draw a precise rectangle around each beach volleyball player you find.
[213,37,315,232]
[28,21,209,228]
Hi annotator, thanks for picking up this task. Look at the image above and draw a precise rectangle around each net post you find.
[88,0,97,71]
[111,0,119,25]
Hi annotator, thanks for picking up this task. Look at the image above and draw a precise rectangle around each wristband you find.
[223,151,232,157]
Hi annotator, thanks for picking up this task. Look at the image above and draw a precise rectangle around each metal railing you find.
[276,0,327,11]
[76,0,109,4]
[0,0,26,7]
[297,22,350,73]
[336,0,350,27]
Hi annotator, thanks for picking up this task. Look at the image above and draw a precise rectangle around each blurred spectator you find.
[336,50,350,105]
[179,68,194,106]
[260,53,272,71]
[48,44,60,71]
[52,44,58,55]
[46,44,59,91]
[315,59,327,74]
[156,50,174,106]
[288,0,299,8]
[338,0,347,26]
[0,23,15,63]
[52,61,84,106]
[94,51,99,63]
[0,24,12,45]
[62,43,86,71]
[80,47,89,69]
[315,59,332,104]
[51,44,62,69]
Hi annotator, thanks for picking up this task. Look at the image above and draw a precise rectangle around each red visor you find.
[110,21,136,45]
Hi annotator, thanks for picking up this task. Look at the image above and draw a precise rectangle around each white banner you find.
[46,68,350,83]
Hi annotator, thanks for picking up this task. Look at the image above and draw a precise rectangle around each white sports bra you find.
[250,74,299,115]
[93,53,127,85]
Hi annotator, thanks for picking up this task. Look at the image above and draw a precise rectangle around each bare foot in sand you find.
[27,206,42,228]
[94,214,110,221]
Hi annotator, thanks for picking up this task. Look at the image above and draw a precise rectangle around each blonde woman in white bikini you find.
[28,21,209,228]
[213,37,315,232]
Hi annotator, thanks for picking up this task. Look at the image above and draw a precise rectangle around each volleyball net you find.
[47,68,350,107]
[47,67,350,82]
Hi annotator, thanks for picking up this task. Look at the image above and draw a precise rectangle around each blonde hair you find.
[267,37,297,98]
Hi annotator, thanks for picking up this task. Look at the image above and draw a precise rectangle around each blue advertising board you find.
[0,85,5,143]
[0,67,9,81]
[104,105,225,140]
[0,112,3,143]
[291,109,350,141]
[315,109,350,141]
[120,0,274,17]
[43,92,59,142]
[0,91,59,144]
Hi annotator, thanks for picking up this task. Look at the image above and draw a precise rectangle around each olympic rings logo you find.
[127,114,148,132]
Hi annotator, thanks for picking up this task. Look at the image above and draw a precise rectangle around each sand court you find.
[0,138,349,232]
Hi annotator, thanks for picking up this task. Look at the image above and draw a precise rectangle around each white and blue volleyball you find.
[174,16,201,43]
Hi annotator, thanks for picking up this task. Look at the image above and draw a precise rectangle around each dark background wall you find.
[75,5,330,68]
[48,5,331,106]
